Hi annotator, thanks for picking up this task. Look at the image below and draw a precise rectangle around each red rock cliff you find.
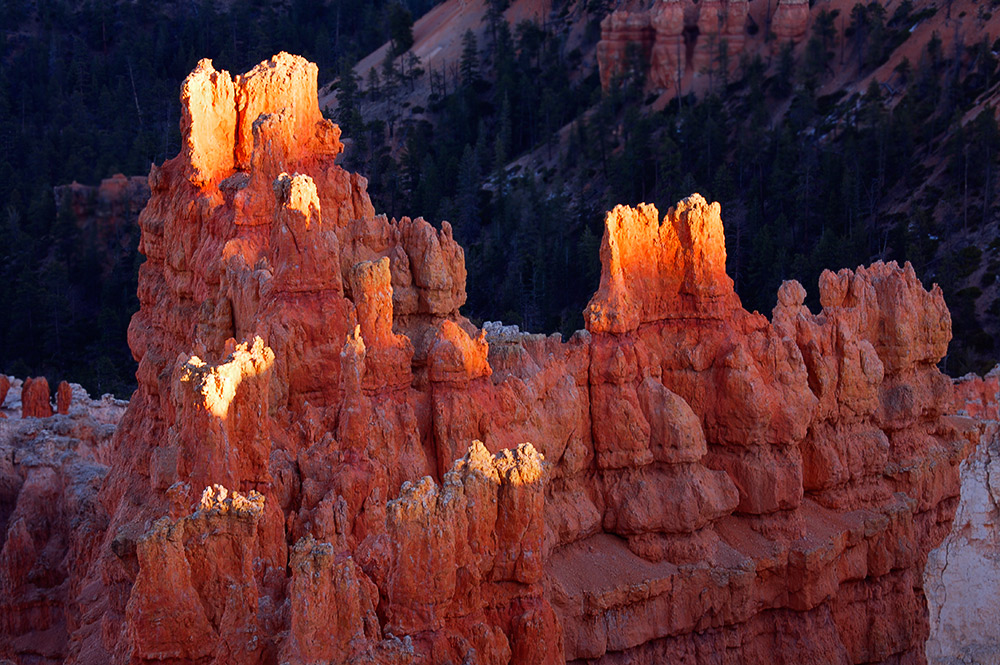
[0,53,979,665]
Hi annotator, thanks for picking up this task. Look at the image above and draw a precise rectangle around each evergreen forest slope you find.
[1,0,999,397]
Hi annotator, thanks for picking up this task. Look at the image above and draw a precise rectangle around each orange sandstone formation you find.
[53,175,149,244]
[20,377,53,418]
[56,381,73,415]
[599,0,748,89]
[649,0,685,90]
[0,387,126,661]
[600,0,806,91]
[597,11,654,90]
[772,0,810,42]
[952,369,1000,421]
[0,53,982,665]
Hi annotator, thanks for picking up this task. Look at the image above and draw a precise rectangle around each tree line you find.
[2,0,999,398]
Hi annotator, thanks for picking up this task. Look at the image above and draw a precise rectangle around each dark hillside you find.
[2,0,1000,397]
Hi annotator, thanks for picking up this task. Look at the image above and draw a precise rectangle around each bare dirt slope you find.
[320,0,552,113]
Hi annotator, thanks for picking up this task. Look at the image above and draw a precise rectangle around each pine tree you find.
[863,3,887,68]
[367,67,381,100]
[388,4,414,58]
[460,30,480,88]
[848,3,868,68]
[772,42,795,99]
[336,58,362,137]
[456,144,480,242]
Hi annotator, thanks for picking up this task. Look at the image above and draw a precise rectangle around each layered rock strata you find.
[649,1,685,89]
[562,200,972,663]
[597,11,655,90]
[600,0,807,91]
[771,0,809,42]
[0,53,978,665]
[600,0,753,89]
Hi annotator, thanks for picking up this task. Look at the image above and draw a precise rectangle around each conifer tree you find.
[388,4,414,57]
[456,144,480,241]
[460,30,480,87]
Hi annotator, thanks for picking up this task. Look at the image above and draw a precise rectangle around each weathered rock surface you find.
[599,0,808,92]
[54,175,149,228]
[0,53,982,665]
[21,377,53,419]
[597,10,654,90]
[0,376,10,413]
[53,174,149,278]
[56,382,72,416]
[772,0,810,42]
[925,376,1000,664]
[0,385,126,663]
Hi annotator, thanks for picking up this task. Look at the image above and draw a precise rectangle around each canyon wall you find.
[924,372,1000,664]
[0,53,982,665]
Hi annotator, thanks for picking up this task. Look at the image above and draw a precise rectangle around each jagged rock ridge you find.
[0,53,983,665]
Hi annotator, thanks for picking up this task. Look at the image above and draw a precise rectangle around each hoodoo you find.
[0,53,985,665]
[598,0,809,91]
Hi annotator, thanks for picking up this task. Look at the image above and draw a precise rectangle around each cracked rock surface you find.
[925,421,1000,665]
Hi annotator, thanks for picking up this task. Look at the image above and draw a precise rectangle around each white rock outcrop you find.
[925,431,1000,664]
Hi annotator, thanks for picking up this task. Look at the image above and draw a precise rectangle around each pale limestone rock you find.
[926,433,1000,664]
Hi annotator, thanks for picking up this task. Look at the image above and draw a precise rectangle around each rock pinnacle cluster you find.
[0,53,989,665]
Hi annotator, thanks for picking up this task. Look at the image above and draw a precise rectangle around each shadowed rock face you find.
[52,174,149,279]
[0,52,982,665]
